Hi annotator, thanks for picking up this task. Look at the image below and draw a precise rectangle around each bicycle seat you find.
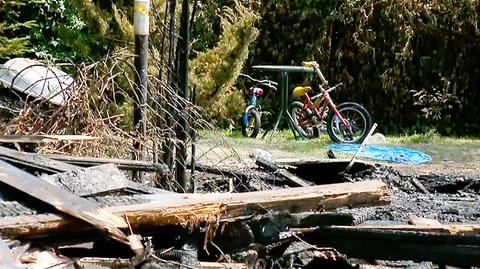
[292,86,312,97]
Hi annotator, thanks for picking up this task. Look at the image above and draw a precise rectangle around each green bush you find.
[190,1,259,125]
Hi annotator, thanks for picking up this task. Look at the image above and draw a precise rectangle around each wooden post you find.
[175,0,190,192]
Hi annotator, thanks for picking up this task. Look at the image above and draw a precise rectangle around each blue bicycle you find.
[240,73,278,138]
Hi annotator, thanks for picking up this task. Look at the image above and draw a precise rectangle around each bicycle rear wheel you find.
[291,101,320,139]
[327,102,372,143]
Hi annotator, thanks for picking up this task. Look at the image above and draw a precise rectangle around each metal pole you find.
[269,71,288,140]
[133,0,150,181]
[160,0,178,191]
[175,0,189,192]
[190,85,196,193]
[343,123,378,175]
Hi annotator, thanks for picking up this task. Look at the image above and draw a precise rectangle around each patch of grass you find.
[218,128,298,140]
[386,130,480,164]
[199,128,480,165]
[199,128,338,160]
[389,129,440,144]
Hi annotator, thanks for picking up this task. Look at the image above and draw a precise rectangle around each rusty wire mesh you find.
[0,50,265,194]
[0,0,270,194]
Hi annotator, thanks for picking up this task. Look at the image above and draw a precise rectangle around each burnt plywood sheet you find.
[0,160,129,244]
[274,158,374,184]
[0,146,80,174]
[41,164,166,197]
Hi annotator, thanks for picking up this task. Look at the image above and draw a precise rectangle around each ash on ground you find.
[344,164,480,224]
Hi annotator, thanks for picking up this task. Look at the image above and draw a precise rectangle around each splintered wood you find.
[0,180,390,239]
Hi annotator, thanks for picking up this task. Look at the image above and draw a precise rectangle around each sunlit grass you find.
[386,130,480,163]
[388,129,441,144]
[199,128,480,164]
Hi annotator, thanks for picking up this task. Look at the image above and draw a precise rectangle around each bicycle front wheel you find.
[327,102,372,143]
[242,107,261,138]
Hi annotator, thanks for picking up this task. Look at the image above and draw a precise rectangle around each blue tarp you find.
[327,144,432,165]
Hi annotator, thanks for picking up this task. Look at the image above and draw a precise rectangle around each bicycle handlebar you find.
[302,61,328,87]
[239,73,278,90]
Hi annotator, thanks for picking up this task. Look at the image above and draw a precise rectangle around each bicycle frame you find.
[243,90,261,126]
[240,73,278,135]
[292,61,372,142]
[297,82,350,128]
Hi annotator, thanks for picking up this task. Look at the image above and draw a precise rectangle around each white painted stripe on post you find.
[134,0,150,35]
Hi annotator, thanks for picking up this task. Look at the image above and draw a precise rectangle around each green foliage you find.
[190,1,259,124]
[31,0,135,62]
[31,0,88,61]
[0,0,140,62]
[0,0,38,59]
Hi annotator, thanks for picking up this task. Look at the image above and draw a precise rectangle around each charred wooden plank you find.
[76,257,247,269]
[0,160,129,245]
[345,223,480,235]
[274,158,374,176]
[256,158,311,187]
[410,178,431,194]
[0,135,97,143]
[0,180,390,239]
[0,146,79,173]
[297,212,354,227]
[289,226,480,267]
[40,153,168,173]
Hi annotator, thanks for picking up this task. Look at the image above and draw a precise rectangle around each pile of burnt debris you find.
[0,139,479,269]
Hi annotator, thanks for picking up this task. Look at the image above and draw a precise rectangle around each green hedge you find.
[3,0,479,135]
[249,0,480,135]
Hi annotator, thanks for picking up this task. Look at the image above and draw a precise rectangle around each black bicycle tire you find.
[291,101,321,139]
[241,107,261,138]
[326,102,372,144]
